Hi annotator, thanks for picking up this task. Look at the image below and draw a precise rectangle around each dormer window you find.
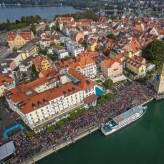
[43,98,48,104]
[63,91,67,96]
[37,101,42,107]
[32,103,36,109]
[72,87,76,93]
[68,89,72,94]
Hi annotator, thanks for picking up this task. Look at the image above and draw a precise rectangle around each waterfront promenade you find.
[25,99,154,164]
[21,126,99,164]
[1,81,155,164]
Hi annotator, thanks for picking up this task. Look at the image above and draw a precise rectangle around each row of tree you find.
[55,10,99,22]
[0,15,41,32]
[57,108,86,128]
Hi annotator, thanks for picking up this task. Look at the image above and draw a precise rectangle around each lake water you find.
[38,100,164,164]
[0,7,81,22]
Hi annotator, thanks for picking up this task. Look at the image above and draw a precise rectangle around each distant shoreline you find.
[0,6,82,22]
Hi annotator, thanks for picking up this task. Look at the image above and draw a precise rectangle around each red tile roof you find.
[0,75,14,86]
[103,58,122,68]
[8,31,33,41]
[4,68,96,114]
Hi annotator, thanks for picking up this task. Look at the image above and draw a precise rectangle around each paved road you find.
[0,102,17,137]
[0,48,13,61]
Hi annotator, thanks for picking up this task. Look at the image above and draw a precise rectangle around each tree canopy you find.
[45,24,50,31]
[0,15,41,32]
[104,79,113,87]
[30,24,36,35]
[106,33,116,40]
[142,40,164,68]
[105,93,114,100]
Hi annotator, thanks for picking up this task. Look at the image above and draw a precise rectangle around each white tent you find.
[0,141,16,161]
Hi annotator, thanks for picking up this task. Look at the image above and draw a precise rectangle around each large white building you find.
[53,45,69,59]
[4,68,97,132]
[70,55,97,78]
[65,39,84,56]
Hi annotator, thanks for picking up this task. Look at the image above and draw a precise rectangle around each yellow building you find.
[126,52,146,76]
[32,55,53,72]
[90,42,97,52]
[7,31,34,48]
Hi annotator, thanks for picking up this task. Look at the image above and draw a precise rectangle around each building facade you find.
[154,61,164,95]
[4,69,97,132]
[65,40,84,56]
[32,55,53,72]
[7,31,34,48]
[100,58,123,78]
[125,52,146,76]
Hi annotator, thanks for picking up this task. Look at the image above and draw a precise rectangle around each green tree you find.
[32,64,39,77]
[98,98,107,105]
[15,20,20,24]
[45,24,50,31]
[69,112,78,120]
[104,79,113,87]
[142,40,164,68]
[21,16,26,23]
[27,131,35,137]
[57,118,68,127]
[106,33,116,40]
[47,125,55,133]
[105,93,114,100]
[30,24,36,35]
[57,120,65,127]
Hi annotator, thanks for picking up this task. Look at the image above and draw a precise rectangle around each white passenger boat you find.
[101,105,147,136]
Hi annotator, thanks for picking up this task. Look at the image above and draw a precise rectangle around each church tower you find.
[154,60,164,95]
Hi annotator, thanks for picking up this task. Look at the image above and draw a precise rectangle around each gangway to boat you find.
[155,94,164,101]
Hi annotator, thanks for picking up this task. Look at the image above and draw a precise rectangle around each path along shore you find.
[20,126,99,164]
[20,97,154,164]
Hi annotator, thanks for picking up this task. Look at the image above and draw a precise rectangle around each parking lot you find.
[0,101,17,137]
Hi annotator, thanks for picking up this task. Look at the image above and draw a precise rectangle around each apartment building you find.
[125,52,146,76]
[7,31,34,48]
[70,55,97,78]
[53,45,69,59]
[100,58,123,78]
[65,39,84,56]
[4,68,97,132]
[32,55,53,72]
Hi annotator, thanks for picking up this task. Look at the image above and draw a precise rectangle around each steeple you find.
[158,60,164,75]
[154,60,164,95]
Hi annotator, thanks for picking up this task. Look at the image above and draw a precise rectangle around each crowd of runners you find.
[0,81,155,163]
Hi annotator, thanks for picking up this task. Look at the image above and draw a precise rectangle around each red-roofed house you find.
[73,55,97,78]
[122,38,143,56]
[125,52,146,76]
[100,58,123,78]
[0,75,15,96]
[32,55,53,72]
[7,31,34,48]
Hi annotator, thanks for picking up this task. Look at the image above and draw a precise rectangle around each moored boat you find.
[101,105,147,136]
